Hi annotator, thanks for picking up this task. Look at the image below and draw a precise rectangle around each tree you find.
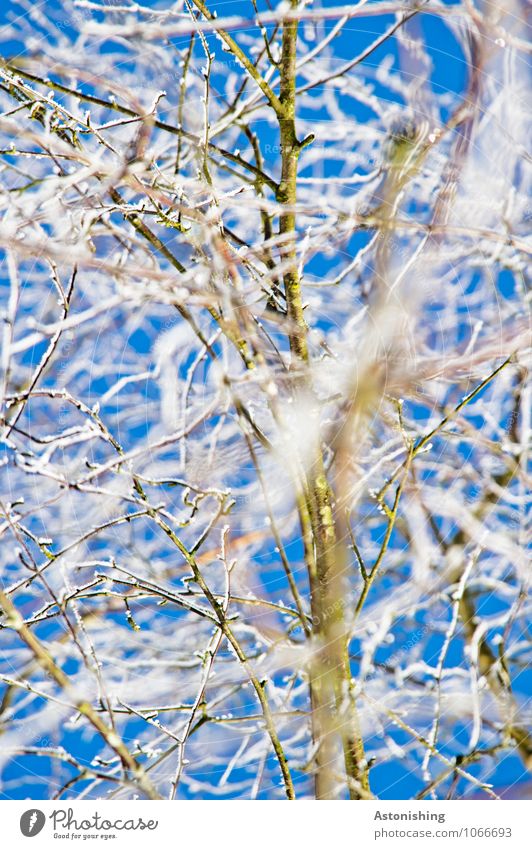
[0,0,529,801]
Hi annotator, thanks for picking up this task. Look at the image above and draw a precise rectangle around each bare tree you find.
[0,0,530,800]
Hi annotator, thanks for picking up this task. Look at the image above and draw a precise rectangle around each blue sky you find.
[0,0,529,801]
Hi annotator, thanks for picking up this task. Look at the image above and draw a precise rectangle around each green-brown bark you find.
[277,3,369,800]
